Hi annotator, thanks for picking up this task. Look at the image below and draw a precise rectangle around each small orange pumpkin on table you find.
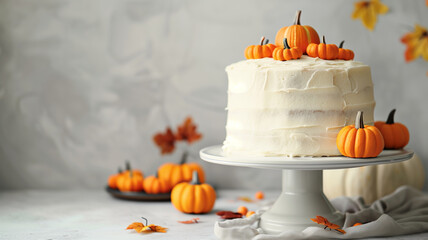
[338,41,355,60]
[273,38,303,61]
[336,111,384,158]
[375,109,410,149]
[171,171,216,214]
[275,10,320,54]
[307,36,339,60]
[244,36,276,59]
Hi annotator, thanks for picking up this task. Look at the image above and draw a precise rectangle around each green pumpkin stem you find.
[339,41,345,49]
[294,10,302,25]
[355,111,364,129]
[386,109,396,124]
[179,151,188,165]
[125,161,131,171]
[117,167,123,174]
[260,36,266,46]
[322,36,326,44]
[190,171,201,185]
[284,38,291,49]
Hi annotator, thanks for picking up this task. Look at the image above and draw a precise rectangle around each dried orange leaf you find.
[353,222,363,227]
[153,127,176,154]
[238,196,253,203]
[175,117,202,144]
[178,218,200,224]
[311,215,346,234]
[126,222,145,232]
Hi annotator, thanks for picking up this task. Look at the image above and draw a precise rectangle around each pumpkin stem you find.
[339,41,345,49]
[190,171,201,185]
[284,38,290,49]
[260,36,266,46]
[117,167,122,174]
[294,10,302,25]
[125,161,131,171]
[179,151,188,165]
[322,36,326,44]
[386,109,396,124]
[355,111,364,129]
[141,217,148,226]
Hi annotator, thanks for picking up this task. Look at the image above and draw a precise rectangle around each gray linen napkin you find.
[214,186,428,239]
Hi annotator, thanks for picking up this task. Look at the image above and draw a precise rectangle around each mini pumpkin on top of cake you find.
[224,10,408,158]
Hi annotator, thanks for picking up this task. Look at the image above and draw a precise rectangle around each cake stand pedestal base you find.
[259,169,343,233]
[199,146,413,234]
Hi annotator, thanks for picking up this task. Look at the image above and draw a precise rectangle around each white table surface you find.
[1,189,428,240]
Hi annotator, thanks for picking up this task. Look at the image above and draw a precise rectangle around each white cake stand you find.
[200,145,414,234]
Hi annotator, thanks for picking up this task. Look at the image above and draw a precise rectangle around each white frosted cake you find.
[223,56,375,157]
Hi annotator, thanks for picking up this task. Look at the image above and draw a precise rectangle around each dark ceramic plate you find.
[105,186,171,201]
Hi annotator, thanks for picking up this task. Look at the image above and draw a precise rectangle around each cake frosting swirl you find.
[223,56,375,157]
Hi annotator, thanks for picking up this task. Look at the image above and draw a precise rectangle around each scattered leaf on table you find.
[175,117,202,144]
[238,196,254,203]
[311,215,346,234]
[216,211,243,219]
[401,24,428,62]
[126,217,167,233]
[353,222,363,227]
[153,127,176,154]
[351,0,389,31]
[178,218,200,224]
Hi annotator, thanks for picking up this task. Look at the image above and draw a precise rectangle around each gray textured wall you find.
[0,0,427,190]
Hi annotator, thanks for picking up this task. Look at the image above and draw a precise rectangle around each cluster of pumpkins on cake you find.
[245,10,425,203]
[245,10,354,61]
[108,160,216,214]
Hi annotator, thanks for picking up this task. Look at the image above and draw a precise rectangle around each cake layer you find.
[223,56,376,157]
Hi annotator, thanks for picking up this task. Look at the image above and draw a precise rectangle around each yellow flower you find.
[352,0,389,31]
[401,24,428,62]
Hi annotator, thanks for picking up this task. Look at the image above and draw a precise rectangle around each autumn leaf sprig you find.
[153,117,202,155]
[352,0,389,31]
[401,24,428,62]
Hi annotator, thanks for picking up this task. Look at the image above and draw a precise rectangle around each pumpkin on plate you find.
[272,38,303,61]
[336,111,384,158]
[171,171,216,214]
[244,36,276,59]
[143,174,172,194]
[117,170,144,192]
[338,41,355,60]
[275,10,320,53]
[306,36,339,60]
[158,152,205,187]
[374,109,410,149]
[324,153,425,204]
[108,167,122,189]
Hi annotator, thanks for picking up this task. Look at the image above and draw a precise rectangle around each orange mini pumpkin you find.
[275,10,320,53]
[374,109,410,149]
[171,171,216,214]
[244,36,276,59]
[336,111,384,158]
[143,174,172,194]
[158,152,205,187]
[272,38,303,61]
[307,36,339,60]
[338,41,355,60]
[108,167,122,189]
[117,171,144,192]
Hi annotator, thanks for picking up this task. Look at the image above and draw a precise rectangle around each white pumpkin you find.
[323,154,425,204]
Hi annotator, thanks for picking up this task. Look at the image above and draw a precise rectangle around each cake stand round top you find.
[199,145,414,170]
